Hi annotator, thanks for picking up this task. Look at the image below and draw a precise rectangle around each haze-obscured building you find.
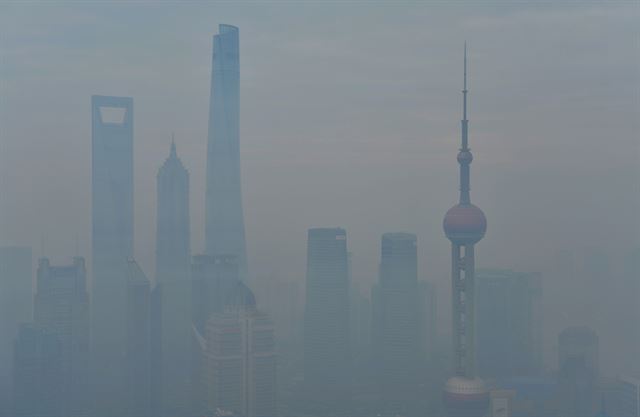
[34,257,89,416]
[12,323,63,417]
[91,95,134,414]
[0,246,32,415]
[476,269,542,379]
[557,326,599,417]
[204,282,277,417]
[125,259,152,417]
[304,227,351,413]
[372,232,420,415]
[205,24,247,280]
[155,140,192,416]
[192,254,241,413]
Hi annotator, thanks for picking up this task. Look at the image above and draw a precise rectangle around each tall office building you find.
[372,233,420,413]
[205,24,247,280]
[192,254,240,333]
[91,95,134,413]
[608,376,640,417]
[155,140,192,416]
[191,254,240,413]
[442,46,490,417]
[204,281,277,417]
[304,228,351,413]
[12,323,64,417]
[417,280,438,366]
[557,326,599,417]
[0,246,32,415]
[125,259,152,417]
[476,269,542,378]
[34,257,90,416]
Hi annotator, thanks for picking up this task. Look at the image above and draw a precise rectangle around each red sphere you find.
[443,204,487,244]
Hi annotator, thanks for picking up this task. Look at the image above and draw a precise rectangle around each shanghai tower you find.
[442,46,490,417]
[205,24,247,279]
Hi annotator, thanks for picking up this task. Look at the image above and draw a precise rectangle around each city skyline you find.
[0,3,638,416]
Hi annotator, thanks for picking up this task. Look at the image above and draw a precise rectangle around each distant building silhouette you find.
[304,227,351,413]
[204,282,277,417]
[155,140,192,416]
[34,257,90,416]
[417,279,438,367]
[192,254,241,413]
[557,326,599,417]
[372,232,420,414]
[476,269,543,379]
[205,24,247,280]
[12,323,64,417]
[125,259,152,417]
[0,246,32,414]
[91,95,134,414]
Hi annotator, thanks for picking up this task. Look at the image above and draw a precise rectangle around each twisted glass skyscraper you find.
[205,24,247,279]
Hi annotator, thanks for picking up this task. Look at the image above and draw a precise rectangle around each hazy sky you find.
[1,1,638,372]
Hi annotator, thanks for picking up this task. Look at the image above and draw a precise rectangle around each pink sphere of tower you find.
[443,203,486,245]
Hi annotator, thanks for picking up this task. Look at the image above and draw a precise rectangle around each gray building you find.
[155,140,192,416]
[476,269,542,378]
[12,323,64,417]
[557,326,599,417]
[0,246,32,415]
[204,282,277,417]
[417,280,437,367]
[125,259,152,417]
[191,254,240,413]
[91,95,134,414]
[34,257,90,416]
[609,376,640,417]
[372,233,420,414]
[304,227,351,413]
[205,24,247,280]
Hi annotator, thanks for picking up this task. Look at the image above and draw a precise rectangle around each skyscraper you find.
[476,269,543,378]
[304,228,351,413]
[12,323,64,417]
[205,24,247,280]
[557,326,599,417]
[0,246,32,415]
[372,233,420,414]
[191,254,240,413]
[125,259,152,417]
[155,140,192,416]
[204,282,277,417]
[34,257,90,416]
[442,46,490,417]
[91,95,134,413]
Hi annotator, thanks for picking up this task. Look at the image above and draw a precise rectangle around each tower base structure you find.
[443,376,490,417]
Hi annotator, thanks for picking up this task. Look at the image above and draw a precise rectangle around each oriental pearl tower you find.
[442,45,490,417]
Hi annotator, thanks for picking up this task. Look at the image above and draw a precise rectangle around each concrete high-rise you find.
[204,282,277,417]
[155,140,192,416]
[304,228,351,413]
[442,46,490,417]
[191,254,240,413]
[12,323,64,417]
[557,326,599,416]
[476,269,542,378]
[0,246,32,415]
[34,257,90,416]
[371,233,420,414]
[125,259,152,417]
[205,24,247,280]
[91,95,134,413]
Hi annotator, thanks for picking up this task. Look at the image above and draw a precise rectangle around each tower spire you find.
[463,41,467,125]
[170,132,177,159]
[459,43,471,204]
